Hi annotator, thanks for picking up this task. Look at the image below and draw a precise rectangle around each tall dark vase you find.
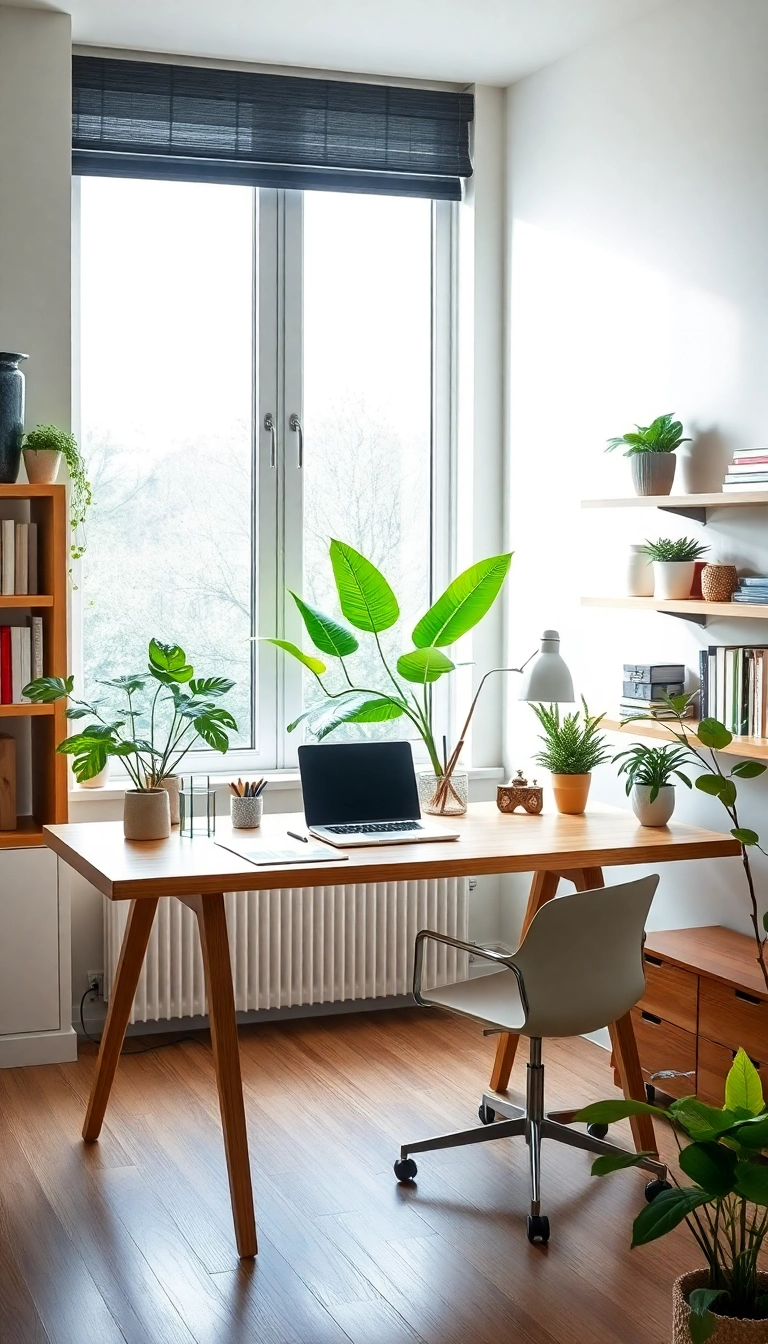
[0,353,27,484]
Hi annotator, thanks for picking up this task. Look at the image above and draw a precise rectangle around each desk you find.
[45,803,739,1259]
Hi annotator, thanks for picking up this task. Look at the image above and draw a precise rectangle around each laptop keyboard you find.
[324,821,423,835]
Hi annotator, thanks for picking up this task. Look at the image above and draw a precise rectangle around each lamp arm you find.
[435,660,534,804]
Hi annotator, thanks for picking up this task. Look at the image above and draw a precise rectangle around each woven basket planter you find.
[701,564,739,602]
[673,1271,768,1343]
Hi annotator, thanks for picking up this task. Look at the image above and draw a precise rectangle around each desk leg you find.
[83,897,159,1142]
[489,871,561,1092]
[185,893,257,1259]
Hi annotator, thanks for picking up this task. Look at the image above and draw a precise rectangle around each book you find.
[724,480,768,491]
[724,473,768,483]
[623,664,685,683]
[0,627,10,705]
[1,520,14,596]
[622,681,684,700]
[731,447,768,458]
[0,735,16,831]
[10,627,22,704]
[733,593,768,603]
[739,577,768,586]
[27,522,37,595]
[14,522,28,595]
[619,700,694,719]
[29,616,43,681]
[19,626,30,702]
[726,461,768,473]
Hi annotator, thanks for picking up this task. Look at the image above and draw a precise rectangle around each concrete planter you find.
[631,453,676,496]
[123,788,171,840]
[22,447,61,483]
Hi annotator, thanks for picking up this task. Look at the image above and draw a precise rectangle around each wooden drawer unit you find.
[699,978,768,1064]
[698,1037,767,1108]
[640,951,698,1033]
[631,1008,697,1099]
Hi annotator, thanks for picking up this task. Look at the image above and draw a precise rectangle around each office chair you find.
[394,874,669,1243]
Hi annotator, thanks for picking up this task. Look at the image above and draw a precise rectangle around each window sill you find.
[68,765,505,806]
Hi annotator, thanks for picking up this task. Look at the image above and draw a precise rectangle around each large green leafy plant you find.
[578,1050,768,1339]
[23,639,237,787]
[605,412,691,456]
[264,539,512,778]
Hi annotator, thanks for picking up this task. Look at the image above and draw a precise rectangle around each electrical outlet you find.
[86,969,104,1000]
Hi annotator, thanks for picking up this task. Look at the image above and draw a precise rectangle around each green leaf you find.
[764,911,768,935]
[735,1160,768,1205]
[678,1141,737,1197]
[192,707,237,753]
[590,1151,655,1177]
[688,1290,724,1344]
[731,760,767,778]
[329,540,399,633]
[719,779,737,807]
[313,696,406,741]
[148,663,193,686]
[695,774,728,797]
[22,675,73,703]
[99,674,148,694]
[668,1098,737,1140]
[65,706,91,719]
[689,1289,725,1317]
[697,718,733,750]
[397,648,455,683]
[261,638,326,676]
[148,639,188,673]
[630,1186,710,1247]
[575,1099,666,1125]
[732,1115,768,1149]
[71,742,109,783]
[411,554,513,648]
[732,828,760,846]
[726,1048,764,1115]
[289,592,359,657]
[188,677,235,698]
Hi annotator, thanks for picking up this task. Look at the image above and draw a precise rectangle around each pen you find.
[287,830,309,843]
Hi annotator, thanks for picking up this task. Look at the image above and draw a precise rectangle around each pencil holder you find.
[230,795,263,829]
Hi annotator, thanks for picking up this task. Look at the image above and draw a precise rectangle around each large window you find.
[77,177,453,769]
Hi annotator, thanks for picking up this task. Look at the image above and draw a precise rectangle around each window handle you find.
[289,413,303,468]
[264,412,276,468]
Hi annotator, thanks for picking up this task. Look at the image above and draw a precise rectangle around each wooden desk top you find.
[44,802,741,901]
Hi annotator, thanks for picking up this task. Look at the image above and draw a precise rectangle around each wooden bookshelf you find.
[582,491,768,523]
[582,595,768,625]
[0,484,68,846]
[602,715,768,762]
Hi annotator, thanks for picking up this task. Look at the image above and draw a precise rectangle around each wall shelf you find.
[603,715,768,762]
[0,703,55,717]
[582,595,768,626]
[582,492,768,524]
[0,594,54,607]
[0,817,45,848]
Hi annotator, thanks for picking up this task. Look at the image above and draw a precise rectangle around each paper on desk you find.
[214,838,348,867]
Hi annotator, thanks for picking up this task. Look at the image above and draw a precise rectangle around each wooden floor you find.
[0,1007,696,1344]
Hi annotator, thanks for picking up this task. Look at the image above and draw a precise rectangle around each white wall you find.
[503,0,768,945]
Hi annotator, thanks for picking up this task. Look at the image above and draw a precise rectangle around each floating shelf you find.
[0,816,46,848]
[0,704,55,717]
[0,594,53,608]
[603,716,768,762]
[582,596,768,626]
[582,492,768,524]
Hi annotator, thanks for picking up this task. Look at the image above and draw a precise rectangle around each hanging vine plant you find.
[24,424,92,561]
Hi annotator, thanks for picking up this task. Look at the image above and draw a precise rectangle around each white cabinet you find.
[0,849,77,1066]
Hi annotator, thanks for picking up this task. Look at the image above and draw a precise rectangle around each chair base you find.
[396,1037,667,1235]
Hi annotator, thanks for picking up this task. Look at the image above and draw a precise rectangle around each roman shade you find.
[72,55,474,200]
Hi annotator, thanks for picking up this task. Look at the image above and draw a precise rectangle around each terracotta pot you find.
[631,783,675,826]
[701,563,739,602]
[673,1270,768,1343]
[123,788,171,841]
[653,560,695,600]
[631,453,676,496]
[550,773,591,814]
[22,447,61,484]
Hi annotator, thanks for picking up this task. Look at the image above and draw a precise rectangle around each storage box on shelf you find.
[633,926,767,1107]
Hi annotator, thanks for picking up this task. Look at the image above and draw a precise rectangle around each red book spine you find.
[0,626,10,704]
[734,455,768,465]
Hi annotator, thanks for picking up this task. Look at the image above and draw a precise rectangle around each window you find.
[76,177,455,770]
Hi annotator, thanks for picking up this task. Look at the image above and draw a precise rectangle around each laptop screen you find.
[299,742,421,826]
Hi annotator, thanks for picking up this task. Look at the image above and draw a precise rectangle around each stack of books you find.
[0,519,38,595]
[0,618,44,704]
[700,645,768,736]
[723,448,768,492]
[733,577,768,605]
[621,664,691,718]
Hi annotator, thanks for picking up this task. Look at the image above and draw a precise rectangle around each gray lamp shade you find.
[518,630,574,703]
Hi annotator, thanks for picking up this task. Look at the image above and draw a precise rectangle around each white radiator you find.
[105,878,470,1025]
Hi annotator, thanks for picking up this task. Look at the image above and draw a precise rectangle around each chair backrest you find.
[513,875,659,1039]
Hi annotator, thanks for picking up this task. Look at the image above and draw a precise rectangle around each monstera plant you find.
[264,540,513,790]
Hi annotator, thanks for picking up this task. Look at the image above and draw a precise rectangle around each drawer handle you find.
[644,955,663,967]
[735,990,762,1006]
[650,1069,695,1081]
[641,1010,662,1025]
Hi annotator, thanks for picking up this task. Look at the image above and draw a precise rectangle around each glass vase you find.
[418,770,469,817]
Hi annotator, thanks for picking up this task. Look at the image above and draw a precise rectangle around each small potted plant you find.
[23,638,237,839]
[577,1049,768,1343]
[613,741,693,825]
[605,412,691,497]
[641,536,709,600]
[22,423,92,561]
[530,698,610,814]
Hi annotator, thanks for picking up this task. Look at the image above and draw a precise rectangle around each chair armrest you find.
[413,928,529,1017]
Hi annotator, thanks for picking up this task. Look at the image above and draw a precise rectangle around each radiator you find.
[105,878,470,1025]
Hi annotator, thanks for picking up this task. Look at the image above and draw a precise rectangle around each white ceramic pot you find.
[653,560,695,600]
[123,788,171,840]
[626,545,654,597]
[78,760,110,789]
[22,447,61,484]
[631,783,675,826]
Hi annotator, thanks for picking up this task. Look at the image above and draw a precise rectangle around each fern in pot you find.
[614,741,693,826]
[531,698,610,814]
[642,536,709,600]
[605,411,690,497]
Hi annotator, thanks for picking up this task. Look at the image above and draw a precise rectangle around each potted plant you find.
[577,1049,768,1342]
[23,638,237,839]
[641,536,709,600]
[530,698,610,814]
[605,412,691,497]
[613,741,693,825]
[22,424,92,561]
[263,539,513,816]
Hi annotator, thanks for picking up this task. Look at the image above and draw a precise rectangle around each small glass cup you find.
[418,770,469,817]
[179,775,216,837]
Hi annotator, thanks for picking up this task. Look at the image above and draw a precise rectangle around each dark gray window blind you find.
[72,56,473,200]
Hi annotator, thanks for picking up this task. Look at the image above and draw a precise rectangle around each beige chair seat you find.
[427,967,526,1033]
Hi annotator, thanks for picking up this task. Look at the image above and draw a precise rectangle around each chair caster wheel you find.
[645,1084,656,1104]
[526,1214,550,1245]
[394,1157,418,1183]
[645,1178,672,1203]
[478,1104,497,1125]
[587,1123,609,1140]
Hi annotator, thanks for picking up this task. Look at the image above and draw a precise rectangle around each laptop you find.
[298,742,461,847]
